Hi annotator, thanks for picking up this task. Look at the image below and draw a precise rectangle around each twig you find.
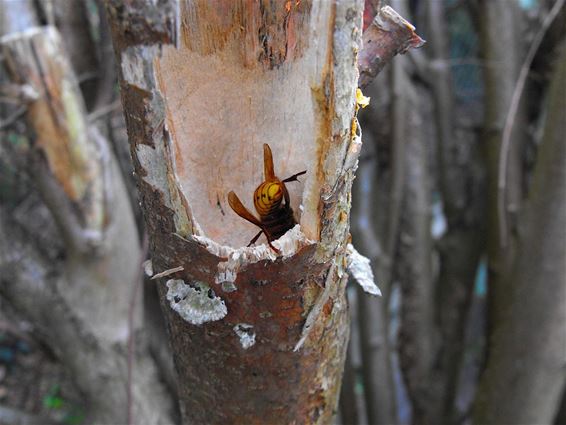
[497,0,564,247]
[150,265,184,280]
[127,233,149,425]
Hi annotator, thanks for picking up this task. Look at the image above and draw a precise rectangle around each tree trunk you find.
[0,27,172,424]
[473,43,566,425]
[106,1,364,423]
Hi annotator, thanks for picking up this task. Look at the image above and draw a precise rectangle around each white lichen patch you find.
[233,324,256,349]
[346,244,381,296]
[193,225,314,289]
[166,279,227,325]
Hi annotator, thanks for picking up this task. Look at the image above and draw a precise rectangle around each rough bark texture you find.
[473,44,566,425]
[0,27,172,424]
[106,0,364,423]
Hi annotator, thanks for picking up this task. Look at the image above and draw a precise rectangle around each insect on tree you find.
[228,144,306,253]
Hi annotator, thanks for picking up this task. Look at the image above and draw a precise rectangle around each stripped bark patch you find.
[347,243,381,296]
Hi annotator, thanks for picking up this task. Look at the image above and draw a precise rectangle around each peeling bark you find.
[358,5,425,88]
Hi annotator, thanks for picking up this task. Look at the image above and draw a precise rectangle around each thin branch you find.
[150,265,184,280]
[497,0,565,247]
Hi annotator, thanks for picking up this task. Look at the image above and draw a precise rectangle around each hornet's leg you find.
[247,230,264,247]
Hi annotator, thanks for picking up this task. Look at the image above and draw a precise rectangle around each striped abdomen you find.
[254,180,296,240]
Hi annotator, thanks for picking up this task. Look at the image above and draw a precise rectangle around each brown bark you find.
[0,27,172,424]
[106,1,362,423]
[473,43,566,425]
